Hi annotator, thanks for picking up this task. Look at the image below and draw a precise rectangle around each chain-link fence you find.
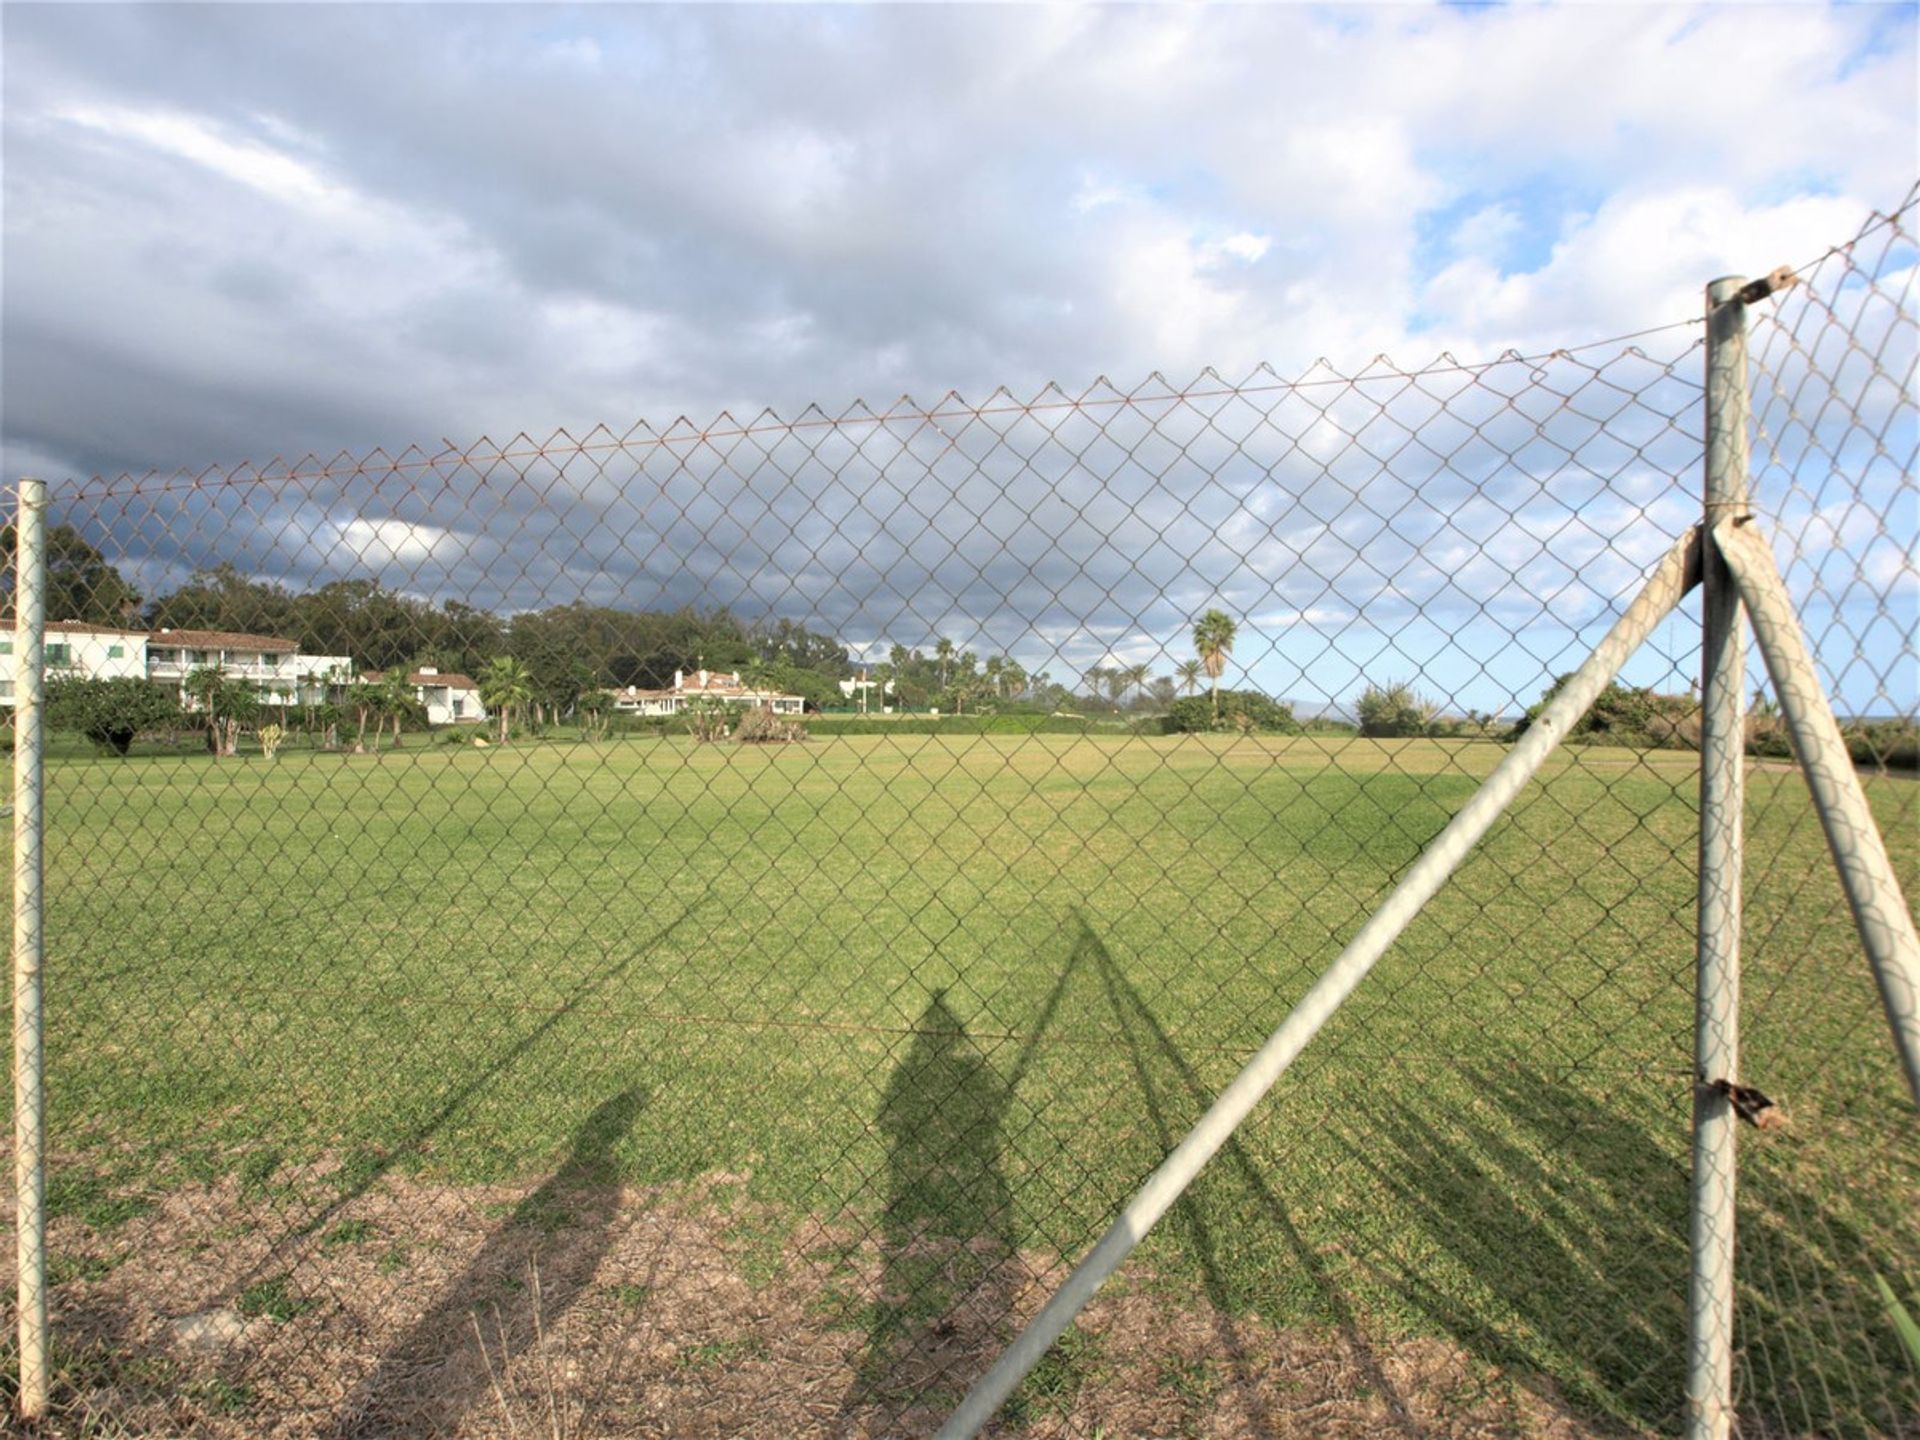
[2,191,1914,1439]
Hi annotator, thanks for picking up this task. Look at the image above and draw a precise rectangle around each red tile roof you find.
[0,618,147,637]
[148,628,297,653]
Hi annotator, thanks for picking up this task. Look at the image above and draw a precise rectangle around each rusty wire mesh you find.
[2,194,1914,1440]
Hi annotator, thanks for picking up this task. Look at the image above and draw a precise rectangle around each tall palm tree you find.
[1193,610,1237,726]
[1176,659,1203,696]
[935,638,955,689]
[1082,665,1110,703]
[479,656,534,744]
[1126,663,1151,706]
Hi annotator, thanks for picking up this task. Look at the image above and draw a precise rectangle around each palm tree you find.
[349,680,378,752]
[378,669,419,749]
[1125,663,1151,707]
[1176,659,1202,696]
[741,657,777,695]
[185,665,237,756]
[479,656,534,744]
[1193,610,1237,726]
[1002,661,1027,699]
[1082,665,1110,704]
[935,638,955,689]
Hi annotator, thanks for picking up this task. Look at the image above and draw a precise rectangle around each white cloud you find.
[333,517,454,568]
[2,4,1910,716]
[1217,232,1271,265]
[54,103,348,215]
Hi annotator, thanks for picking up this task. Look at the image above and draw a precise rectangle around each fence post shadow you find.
[1076,909,1424,1439]
[1340,1058,1692,1430]
[274,906,696,1251]
[331,1084,647,1438]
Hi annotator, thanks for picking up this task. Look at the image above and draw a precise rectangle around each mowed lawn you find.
[21,732,1920,1431]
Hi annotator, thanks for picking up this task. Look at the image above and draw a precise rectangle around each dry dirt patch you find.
[16,1172,1606,1438]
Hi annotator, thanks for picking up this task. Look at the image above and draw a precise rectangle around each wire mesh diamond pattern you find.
[2,193,1914,1439]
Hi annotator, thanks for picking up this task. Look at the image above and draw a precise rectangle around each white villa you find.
[0,621,150,704]
[364,667,488,725]
[146,629,354,710]
[0,622,354,711]
[613,667,805,716]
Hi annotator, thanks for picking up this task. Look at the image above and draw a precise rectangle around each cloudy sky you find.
[3,3,1914,713]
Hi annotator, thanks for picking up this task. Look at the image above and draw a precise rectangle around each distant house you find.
[837,671,894,710]
[0,621,150,706]
[146,628,353,710]
[613,667,804,716]
[364,667,488,725]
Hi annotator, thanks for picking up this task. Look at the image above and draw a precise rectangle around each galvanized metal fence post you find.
[1689,279,1750,1440]
[11,477,48,1422]
[1712,516,1920,1105]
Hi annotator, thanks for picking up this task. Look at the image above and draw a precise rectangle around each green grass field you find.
[21,732,1920,1433]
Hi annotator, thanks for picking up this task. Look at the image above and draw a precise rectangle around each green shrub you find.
[48,676,182,756]
[1356,681,1438,738]
[1160,691,1299,735]
[1510,676,1700,749]
[1845,718,1919,771]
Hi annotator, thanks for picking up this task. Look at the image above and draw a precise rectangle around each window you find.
[108,644,125,659]
[0,641,11,655]
[46,644,71,667]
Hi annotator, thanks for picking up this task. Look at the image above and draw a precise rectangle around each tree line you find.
[16,525,857,708]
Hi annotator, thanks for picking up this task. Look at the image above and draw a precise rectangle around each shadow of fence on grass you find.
[1077,912,1424,1439]
[332,1084,648,1438]
[273,906,696,1253]
[1343,1059,1692,1432]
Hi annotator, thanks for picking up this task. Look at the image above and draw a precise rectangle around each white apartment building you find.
[0,621,150,704]
[363,667,488,725]
[145,628,353,709]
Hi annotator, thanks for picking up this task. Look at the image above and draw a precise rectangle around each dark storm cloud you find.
[4,4,1910,710]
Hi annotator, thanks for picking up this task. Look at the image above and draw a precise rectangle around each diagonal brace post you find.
[1713,516,1920,1107]
[937,525,1706,1440]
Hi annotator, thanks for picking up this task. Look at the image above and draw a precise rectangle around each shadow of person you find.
[332,1085,647,1438]
[851,989,1018,1431]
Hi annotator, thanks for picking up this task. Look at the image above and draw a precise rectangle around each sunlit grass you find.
[15,731,1919,1433]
